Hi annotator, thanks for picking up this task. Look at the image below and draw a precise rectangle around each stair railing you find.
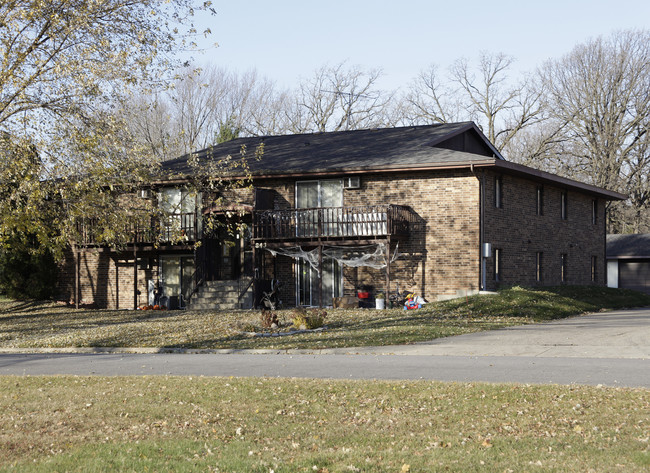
[237,276,255,309]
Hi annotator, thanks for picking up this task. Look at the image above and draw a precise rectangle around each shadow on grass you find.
[2,286,649,350]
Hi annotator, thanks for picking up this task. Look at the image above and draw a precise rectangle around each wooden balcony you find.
[75,212,198,247]
[252,204,414,244]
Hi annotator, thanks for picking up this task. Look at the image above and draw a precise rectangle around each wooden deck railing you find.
[253,205,413,241]
[75,212,198,246]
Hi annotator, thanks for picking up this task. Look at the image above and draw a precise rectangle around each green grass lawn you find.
[1,286,649,350]
[1,376,648,472]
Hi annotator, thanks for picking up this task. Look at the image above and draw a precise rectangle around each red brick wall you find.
[255,170,482,303]
[482,170,606,290]
[58,247,159,309]
[59,168,608,308]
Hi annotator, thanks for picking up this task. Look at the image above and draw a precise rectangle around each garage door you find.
[619,260,650,294]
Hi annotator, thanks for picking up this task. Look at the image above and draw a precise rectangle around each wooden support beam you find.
[115,256,119,310]
[252,244,257,309]
[385,238,391,305]
[133,244,138,310]
[74,245,79,309]
[318,244,323,308]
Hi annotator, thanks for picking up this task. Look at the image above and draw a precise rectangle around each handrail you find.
[185,258,205,303]
[75,211,199,246]
[238,276,254,303]
[253,204,414,241]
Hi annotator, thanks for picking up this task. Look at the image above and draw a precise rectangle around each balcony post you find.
[318,244,323,308]
[74,244,79,309]
[133,240,138,310]
[385,237,391,303]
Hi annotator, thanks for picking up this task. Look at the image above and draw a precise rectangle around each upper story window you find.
[592,199,598,225]
[296,179,343,238]
[536,185,544,216]
[160,188,196,215]
[159,188,198,240]
[495,176,503,208]
[296,179,343,208]
[560,191,568,220]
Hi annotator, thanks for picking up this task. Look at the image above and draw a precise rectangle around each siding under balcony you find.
[253,204,414,244]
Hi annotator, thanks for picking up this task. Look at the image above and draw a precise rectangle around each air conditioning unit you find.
[343,177,360,189]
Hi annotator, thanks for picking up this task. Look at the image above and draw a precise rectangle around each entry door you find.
[161,256,195,301]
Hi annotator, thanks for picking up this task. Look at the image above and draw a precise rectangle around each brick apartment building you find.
[57,122,625,309]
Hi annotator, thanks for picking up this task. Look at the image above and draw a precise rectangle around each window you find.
[536,252,543,283]
[561,253,568,283]
[592,199,598,225]
[296,179,343,237]
[536,185,544,215]
[159,187,198,240]
[591,256,597,282]
[561,191,568,220]
[494,248,502,282]
[495,176,503,208]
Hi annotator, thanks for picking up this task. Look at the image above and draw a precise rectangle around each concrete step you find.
[187,279,254,311]
[189,301,240,311]
[190,296,243,304]
[203,278,252,289]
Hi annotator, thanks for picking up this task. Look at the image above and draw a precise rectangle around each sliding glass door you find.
[295,179,343,306]
[297,258,342,307]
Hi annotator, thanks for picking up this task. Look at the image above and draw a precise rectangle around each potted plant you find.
[375,292,385,310]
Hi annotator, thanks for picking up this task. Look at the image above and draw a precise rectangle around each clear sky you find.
[191,0,650,91]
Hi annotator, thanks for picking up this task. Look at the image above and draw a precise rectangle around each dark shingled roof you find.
[159,121,626,201]
[162,122,502,176]
[607,234,650,258]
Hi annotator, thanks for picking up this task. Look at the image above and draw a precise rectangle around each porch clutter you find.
[375,292,385,310]
[332,296,360,309]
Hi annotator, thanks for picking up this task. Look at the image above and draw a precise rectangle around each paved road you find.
[1,352,647,387]
[1,308,648,387]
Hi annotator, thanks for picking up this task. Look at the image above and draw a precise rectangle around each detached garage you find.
[607,234,650,294]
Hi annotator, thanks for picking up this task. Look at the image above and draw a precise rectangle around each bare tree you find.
[401,64,463,125]
[403,52,545,159]
[289,62,392,133]
[127,67,296,158]
[538,30,650,232]
[126,94,182,161]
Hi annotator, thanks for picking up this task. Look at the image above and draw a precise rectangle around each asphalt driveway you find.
[340,307,650,359]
